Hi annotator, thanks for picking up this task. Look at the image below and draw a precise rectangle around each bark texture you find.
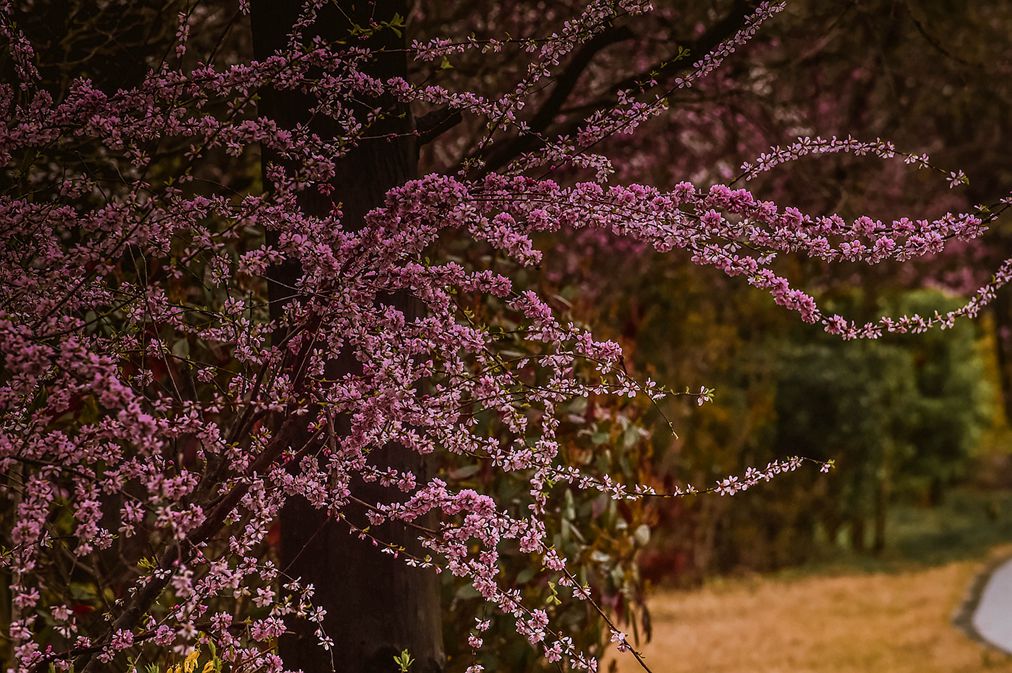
[251,2,444,671]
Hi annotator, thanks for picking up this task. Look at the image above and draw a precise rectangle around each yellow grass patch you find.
[610,548,1012,673]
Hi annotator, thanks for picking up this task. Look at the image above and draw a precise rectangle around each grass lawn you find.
[609,489,1012,673]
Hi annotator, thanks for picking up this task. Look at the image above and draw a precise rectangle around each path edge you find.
[952,550,1012,656]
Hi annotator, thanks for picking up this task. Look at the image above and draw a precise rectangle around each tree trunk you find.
[872,474,888,555]
[849,517,867,553]
[993,293,1012,423]
[251,2,445,671]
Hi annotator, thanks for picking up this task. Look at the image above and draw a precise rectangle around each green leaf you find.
[515,566,537,584]
[454,583,480,600]
[449,464,481,480]
[393,648,415,672]
[172,337,190,358]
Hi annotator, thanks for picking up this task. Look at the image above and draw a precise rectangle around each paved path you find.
[973,557,1012,654]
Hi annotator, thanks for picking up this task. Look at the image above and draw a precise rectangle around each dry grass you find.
[609,546,1012,673]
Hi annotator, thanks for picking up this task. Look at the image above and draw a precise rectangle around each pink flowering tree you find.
[1,1,1009,672]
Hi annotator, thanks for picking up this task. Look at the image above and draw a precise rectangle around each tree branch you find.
[472,0,753,174]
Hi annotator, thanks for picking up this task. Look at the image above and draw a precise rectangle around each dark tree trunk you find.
[872,475,888,555]
[251,2,444,671]
[993,292,1012,423]
[849,516,866,553]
